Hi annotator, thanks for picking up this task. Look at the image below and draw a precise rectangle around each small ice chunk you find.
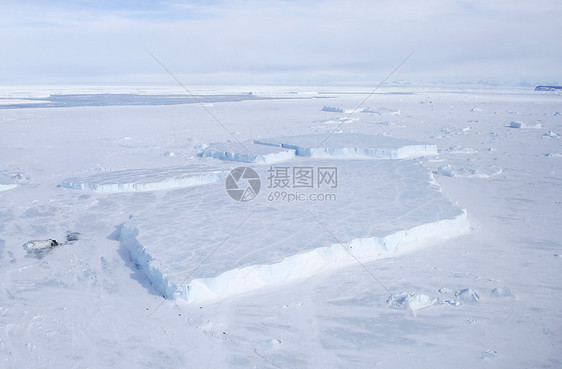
[509,121,542,129]
[491,287,515,298]
[543,131,559,138]
[255,339,281,351]
[321,105,345,113]
[387,292,438,315]
[23,239,59,258]
[455,288,480,303]
[443,299,461,306]
[482,350,498,359]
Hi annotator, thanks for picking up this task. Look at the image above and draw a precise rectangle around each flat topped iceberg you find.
[200,141,296,164]
[118,158,468,303]
[254,133,437,159]
[61,164,226,193]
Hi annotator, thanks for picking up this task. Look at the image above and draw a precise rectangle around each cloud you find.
[0,0,560,84]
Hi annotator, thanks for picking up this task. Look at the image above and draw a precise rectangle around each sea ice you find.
[118,157,468,303]
[61,165,226,192]
[201,141,296,164]
[254,133,437,159]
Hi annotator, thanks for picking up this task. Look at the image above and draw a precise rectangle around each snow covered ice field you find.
[0,85,561,368]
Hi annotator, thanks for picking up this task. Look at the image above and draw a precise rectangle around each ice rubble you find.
[117,156,469,304]
[387,292,439,315]
[434,164,502,178]
[61,165,226,192]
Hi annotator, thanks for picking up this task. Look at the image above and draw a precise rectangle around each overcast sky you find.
[1,0,560,85]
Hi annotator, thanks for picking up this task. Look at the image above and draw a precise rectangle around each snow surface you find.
[1,85,561,368]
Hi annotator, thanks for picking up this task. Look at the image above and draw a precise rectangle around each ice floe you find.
[61,165,226,192]
[200,141,296,164]
[117,158,468,303]
[254,134,437,159]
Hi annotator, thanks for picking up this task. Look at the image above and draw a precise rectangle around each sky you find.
[0,0,561,85]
